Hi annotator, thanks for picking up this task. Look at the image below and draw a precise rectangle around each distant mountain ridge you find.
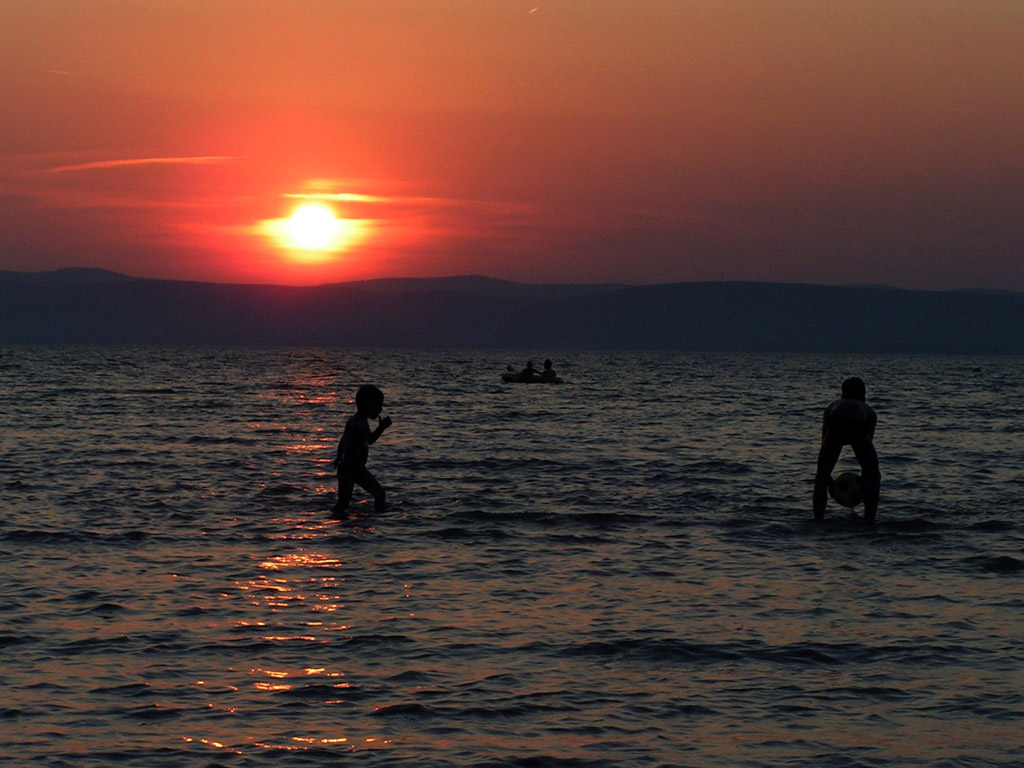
[1,269,1022,353]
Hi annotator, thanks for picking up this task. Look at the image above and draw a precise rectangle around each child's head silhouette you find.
[841,376,866,401]
[355,385,385,415]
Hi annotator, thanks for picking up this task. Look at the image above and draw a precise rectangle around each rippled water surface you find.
[2,348,1023,767]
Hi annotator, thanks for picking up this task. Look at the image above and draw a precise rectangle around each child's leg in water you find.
[356,468,386,513]
[334,470,356,514]
[812,436,843,519]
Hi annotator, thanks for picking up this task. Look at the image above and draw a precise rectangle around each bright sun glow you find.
[259,201,366,263]
[286,203,344,250]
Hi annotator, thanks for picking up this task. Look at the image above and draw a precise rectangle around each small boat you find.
[501,372,563,384]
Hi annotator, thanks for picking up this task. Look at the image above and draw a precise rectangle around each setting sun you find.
[286,204,344,251]
[258,200,367,264]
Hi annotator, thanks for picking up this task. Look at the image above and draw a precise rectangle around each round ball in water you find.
[830,472,863,508]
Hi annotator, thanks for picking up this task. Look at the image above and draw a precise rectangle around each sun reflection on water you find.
[258,552,344,570]
[187,499,406,760]
[231,550,357,645]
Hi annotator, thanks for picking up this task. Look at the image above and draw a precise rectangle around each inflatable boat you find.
[501,372,564,384]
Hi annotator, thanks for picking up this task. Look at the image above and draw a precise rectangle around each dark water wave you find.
[1,349,1023,767]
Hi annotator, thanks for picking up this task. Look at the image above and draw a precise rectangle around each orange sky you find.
[2,1,1022,288]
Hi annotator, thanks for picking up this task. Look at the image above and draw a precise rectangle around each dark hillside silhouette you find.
[1,269,1022,352]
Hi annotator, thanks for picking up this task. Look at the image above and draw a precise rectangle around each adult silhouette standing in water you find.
[813,376,880,523]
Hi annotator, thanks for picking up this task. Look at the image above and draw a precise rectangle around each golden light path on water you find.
[187,530,397,755]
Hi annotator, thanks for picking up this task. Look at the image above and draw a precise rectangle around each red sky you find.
[2,1,1022,288]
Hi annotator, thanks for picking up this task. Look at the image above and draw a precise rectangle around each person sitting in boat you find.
[539,359,557,381]
[519,360,539,380]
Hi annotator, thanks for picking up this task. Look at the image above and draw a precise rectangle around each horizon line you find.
[1,266,1020,296]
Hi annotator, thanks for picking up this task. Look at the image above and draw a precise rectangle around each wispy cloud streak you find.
[283,191,386,204]
[45,156,238,174]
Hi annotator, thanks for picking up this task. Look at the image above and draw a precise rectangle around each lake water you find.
[1,347,1023,767]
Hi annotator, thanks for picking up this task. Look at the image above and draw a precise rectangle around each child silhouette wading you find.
[332,385,392,515]
[813,376,880,523]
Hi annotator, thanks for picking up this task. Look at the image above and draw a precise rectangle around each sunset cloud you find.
[44,156,238,174]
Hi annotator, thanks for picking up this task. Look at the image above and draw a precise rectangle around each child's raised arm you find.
[369,415,392,444]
